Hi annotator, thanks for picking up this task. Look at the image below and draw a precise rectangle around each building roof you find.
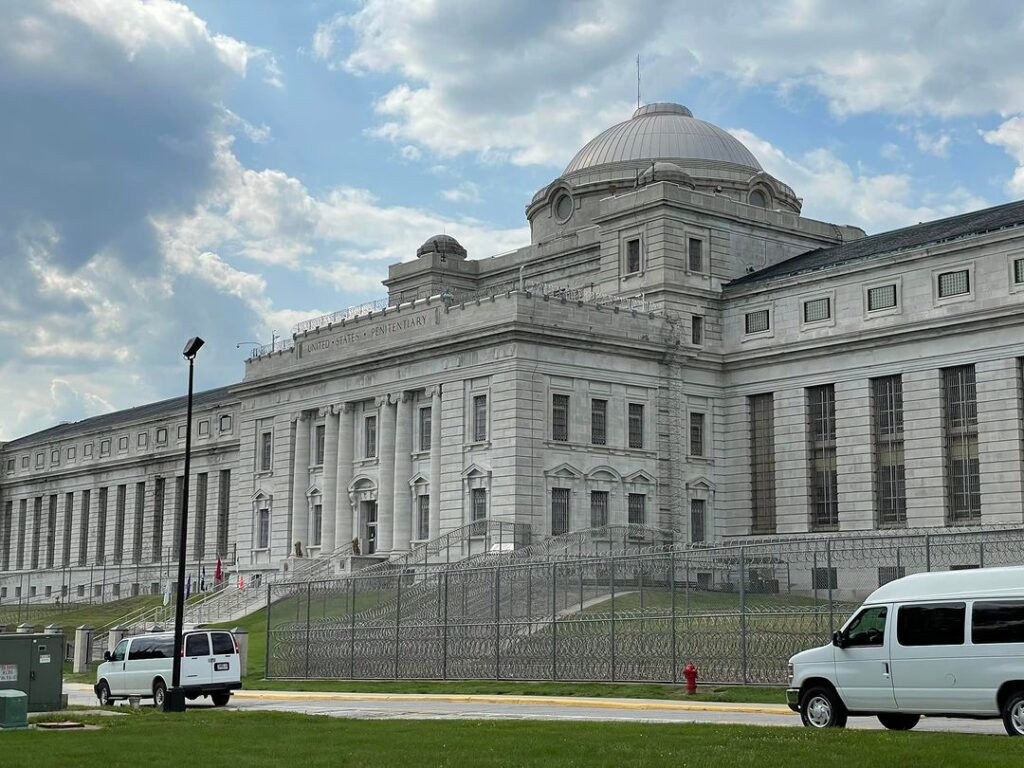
[2,385,238,451]
[562,103,763,177]
[865,566,1024,604]
[728,198,1024,288]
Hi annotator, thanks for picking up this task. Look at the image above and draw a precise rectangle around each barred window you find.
[628,493,646,526]
[0,501,11,571]
[590,491,609,528]
[689,412,705,457]
[878,566,906,587]
[872,376,906,528]
[625,238,641,274]
[193,474,207,557]
[217,470,230,557]
[691,315,703,345]
[867,284,897,311]
[690,499,706,543]
[750,394,776,535]
[591,399,607,446]
[942,365,980,523]
[152,479,164,562]
[1015,257,1024,285]
[30,497,42,569]
[256,502,270,549]
[79,489,91,566]
[688,238,704,272]
[551,488,570,535]
[419,407,432,452]
[114,486,126,564]
[812,567,838,590]
[745,309,770,334]
[63,492,74,567]
[417,495,430,540]
[472,394,488,442]
[628,403,645,449]
[364,416,377,458]
[471,488,487,522]
[803,297,831,323]
[938,269,970,297]
[552,394,570,442]
[808,384,838,530]
[46,494,58,569]
[310,499,322,546]
[314,424,326,465]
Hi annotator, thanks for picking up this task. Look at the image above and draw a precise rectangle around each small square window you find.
[688,238,703,272]
[745,309,770,334]
[35,452,44,468]
[691,315,703,346]
[177,425,187,440]
[198,420,210,437]
[6,459,15,473]
[100,440,111,456]
[137,432,148,448]
[156,428,168,444]
[938,269,970,297]
[867,284,897,311]
[84,443,94,458]
[51,449,60,464]
[803,297,831,323]
[67,447,76,461]
[21,456,29,468]
[625,238,641,274]
[219,414,232,433]
[117,436,128,452]
[1014,257,1024,285]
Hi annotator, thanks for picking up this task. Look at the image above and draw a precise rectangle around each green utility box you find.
[0,632,65,712]
[0,690,28,729]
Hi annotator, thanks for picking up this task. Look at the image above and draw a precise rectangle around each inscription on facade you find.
[303,311,438,356]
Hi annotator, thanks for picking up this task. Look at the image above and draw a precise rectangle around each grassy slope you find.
[12,710,1017,768]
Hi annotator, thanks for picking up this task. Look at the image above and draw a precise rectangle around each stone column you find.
[976,358,1024,526]
[321,406,340,554]
[429,386,442,540]
[290,412,311,555]
[336,404,355,549]
[392,392,414,552]
[903,369,946,528]
[376,395,397,555]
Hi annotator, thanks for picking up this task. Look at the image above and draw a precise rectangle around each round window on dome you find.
[749,189,769,208]
[554,193,573,222]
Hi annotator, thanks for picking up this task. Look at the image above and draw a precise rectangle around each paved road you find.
[64,684,1007,736]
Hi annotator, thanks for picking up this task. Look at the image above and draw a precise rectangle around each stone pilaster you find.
[376,395,397,555]
[320,406,340,554]
[429,386,442,540]
[976,358,1024,525]
[336,404,355,549]
[392,392,414,552]
[290,412,311,554]
[835,378,874,531]
[903,369,946,528]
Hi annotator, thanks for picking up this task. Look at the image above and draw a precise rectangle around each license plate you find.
[215,662,230,671]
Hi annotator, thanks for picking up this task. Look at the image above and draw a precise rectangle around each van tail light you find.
[181,643,186,658]
[233,636,239,655]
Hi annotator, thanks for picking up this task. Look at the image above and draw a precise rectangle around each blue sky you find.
[3,0,1024,440]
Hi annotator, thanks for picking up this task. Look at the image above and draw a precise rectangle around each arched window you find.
[749,189,769,208]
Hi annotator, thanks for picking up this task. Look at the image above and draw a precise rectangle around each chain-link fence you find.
[265,526,1024,685]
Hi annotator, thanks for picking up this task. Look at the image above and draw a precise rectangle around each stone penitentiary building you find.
[3,103,1024,601]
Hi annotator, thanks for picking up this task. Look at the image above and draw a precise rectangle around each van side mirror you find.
[103,651,112,662]
[832,630,846,649]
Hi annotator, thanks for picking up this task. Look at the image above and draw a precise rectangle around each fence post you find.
[394,572,402,679]
[495,563,501,680]
[813,549,820,637]
[739,547,748,685]
[979,541,985,569]
[263,583,272,679]
[550,561,557,681]
[442,571,449,680]
[826,539,834,635]
[670,551,677,683]
[304,582,312,679]
[610,556,616,682]
[349,578,356,679]
[925,533,932,572]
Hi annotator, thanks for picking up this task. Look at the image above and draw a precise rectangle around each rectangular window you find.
[627,493,646,526]
[552,394,570,442]
[551,488,570,535]
[67,447,75,461]
[590,399,607,446]
[311,501,322,546]
[46,495,57,568]
[118,436,128,452]
[156,428,167,445]
[50,449,59,465]
[95,487,108,565]
[745,309,770,334]
[688,237,703,272]
[590,491,609,528]
[471,488,487,522]
[803,296,831,323]
[114,485,126,564]
[16,500,26,569]
[808,384,838,530]
[177,425,186,440]
[878,566,906,586]
[417,495,430,540]
[938,269,970,297]
[35,452,43,468]
[219,414,232,433]
[217,470,230,557]
[872,375,906,528]
[1014,257,1024,285]
[78,490,91,566]
[133,482,145,565]
[972,601,1024,644]
[194,473,208,557]
[749,394,776,535]
[690,499,706,543]
[942,365,980,523]
[152,478,165,562]
[364,415,377,458]
[867,284,897,312]
[314,424,326,465]
[198,420,210,437]
[259,431,273,471]
[689,412,705,457]
[691,315,703,345]
[62,493,73,566]
[472,394,488,442]
[172,476,184,553]
[625,238,641,274]
[419,407,432,452]
[30,497,42,569]
[256,503,270,549]
[0,501,11,571]
[137,433,147,448]
[811,567,838,590]
[628,403,645,449]
[897,603,965,646]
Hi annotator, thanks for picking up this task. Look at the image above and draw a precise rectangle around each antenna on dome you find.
[636,53,641,110]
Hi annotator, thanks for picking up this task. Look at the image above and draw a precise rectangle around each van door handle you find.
[883,662,890,678]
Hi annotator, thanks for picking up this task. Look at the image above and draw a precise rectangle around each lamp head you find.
[182,336,205,360]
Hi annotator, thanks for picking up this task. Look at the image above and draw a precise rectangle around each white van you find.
[787,566,1024,736]
[94,629,242,708]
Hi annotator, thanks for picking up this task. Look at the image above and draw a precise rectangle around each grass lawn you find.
[10,709,1016,768]
[2,595,162,632]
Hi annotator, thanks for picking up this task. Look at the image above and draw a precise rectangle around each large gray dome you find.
[563,103,762,177]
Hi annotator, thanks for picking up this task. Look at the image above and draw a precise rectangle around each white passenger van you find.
[787,566,1024,736]
[94,629,242,708]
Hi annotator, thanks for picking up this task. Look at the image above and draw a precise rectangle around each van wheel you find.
[97,681,113,707]
[211,692,231,707]
[878,713,920,731]
[1003,691,1024,736]
[800,686,847,729]
[153,680,167,709]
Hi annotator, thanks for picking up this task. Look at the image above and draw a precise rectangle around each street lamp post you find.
[164,336,204,712]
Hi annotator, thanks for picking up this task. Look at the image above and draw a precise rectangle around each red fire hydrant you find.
[683,662,698,695]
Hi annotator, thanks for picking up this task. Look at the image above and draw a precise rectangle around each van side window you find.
[972,601,1024,644]
[154,637,174,659]
[845,606,887,647]
[127,639,149,661]
[897,603,966,646]
[211,632,235,655]
[111,639,128,662]
[185,633,210,657]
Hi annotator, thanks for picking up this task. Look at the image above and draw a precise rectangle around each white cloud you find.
[400,145,422,161]
[441,182,482,204]
[982,116,1024,195]
[914,130,952,158]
